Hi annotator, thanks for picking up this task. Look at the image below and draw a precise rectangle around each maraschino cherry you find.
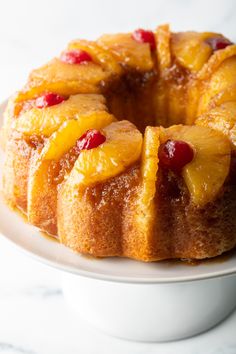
[35,93,66,108]
[132,29,156,51]
[158,139,194,173]
[205,37,232,51]
[60,50,93,64]
[76,129,106,151]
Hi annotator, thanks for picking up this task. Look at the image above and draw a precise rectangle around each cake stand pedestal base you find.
[62,273,236,342]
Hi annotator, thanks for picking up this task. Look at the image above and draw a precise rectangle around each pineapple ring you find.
[171,32,217,72]
[67,39,122,74]
[39,115,116,162]
[196,101,236,151]
[136,127,160,244]
[98,33,153,71]
[198,44,236,80]
[12,94,110,137]
[164,125,231,206]
[68,120,143,186]
[17,57,111,102]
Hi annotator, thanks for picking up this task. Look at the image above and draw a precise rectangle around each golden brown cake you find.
[2,25,236,261]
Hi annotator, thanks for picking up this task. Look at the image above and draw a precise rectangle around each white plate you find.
[0,100,236,284]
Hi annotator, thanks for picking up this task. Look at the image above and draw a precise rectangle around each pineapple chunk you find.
[98,33,153,72]
[13,94,109,137]
[196,101,236,150]
[165,125,231,206]
[28,114,115,234]
[171,32,216,72]
[68,120,142,186]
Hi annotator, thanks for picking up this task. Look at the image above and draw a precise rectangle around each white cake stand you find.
[1,102,236,342]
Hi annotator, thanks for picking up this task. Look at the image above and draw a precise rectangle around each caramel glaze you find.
[47,143,80,185]
[162,248,236,267]
[152,169,236,260]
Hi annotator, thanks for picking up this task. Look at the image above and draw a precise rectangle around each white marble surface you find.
[0,0,236,352]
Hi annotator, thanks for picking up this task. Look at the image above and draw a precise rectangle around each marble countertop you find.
[0,0,236,352]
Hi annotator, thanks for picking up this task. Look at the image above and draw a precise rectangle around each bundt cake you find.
[2,24,236,261]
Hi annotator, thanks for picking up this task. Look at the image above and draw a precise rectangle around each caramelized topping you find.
[132,29,156,51]
[48,146,79,185]
[205,37,233,51]
[158,139,194,173]
[26,135,46,150]
[60,50,93,64]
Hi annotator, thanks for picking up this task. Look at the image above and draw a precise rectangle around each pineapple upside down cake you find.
[2,24,236,262]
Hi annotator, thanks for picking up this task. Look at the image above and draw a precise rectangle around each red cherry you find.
[158,139,194,173]
[76,129,106,151]
[205,37,233,51]
[60,50,93,64]
[132,29,156,51]
[35,93,66,108]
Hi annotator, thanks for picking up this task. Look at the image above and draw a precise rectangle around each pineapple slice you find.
[196,101,236,150]
[164,125,231,206]
[67,39,122,75]
[155,24,171,71]
[28,113,115,234]
[12,94,109,137]
[17,55,112,101]
[139,127,160,208]
[198,43,236,81]
[182,31,225,124]
[97,33,153,72]
[135,127,160,257]
[68,120,142,187]
[207,84,236,108]
[197,45,236,114]
[152,25,171,127]
[171,32,217,72]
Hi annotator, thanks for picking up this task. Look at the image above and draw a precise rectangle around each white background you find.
[0,0,236,353]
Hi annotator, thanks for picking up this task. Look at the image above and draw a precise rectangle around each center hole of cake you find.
[104,66,188,133]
